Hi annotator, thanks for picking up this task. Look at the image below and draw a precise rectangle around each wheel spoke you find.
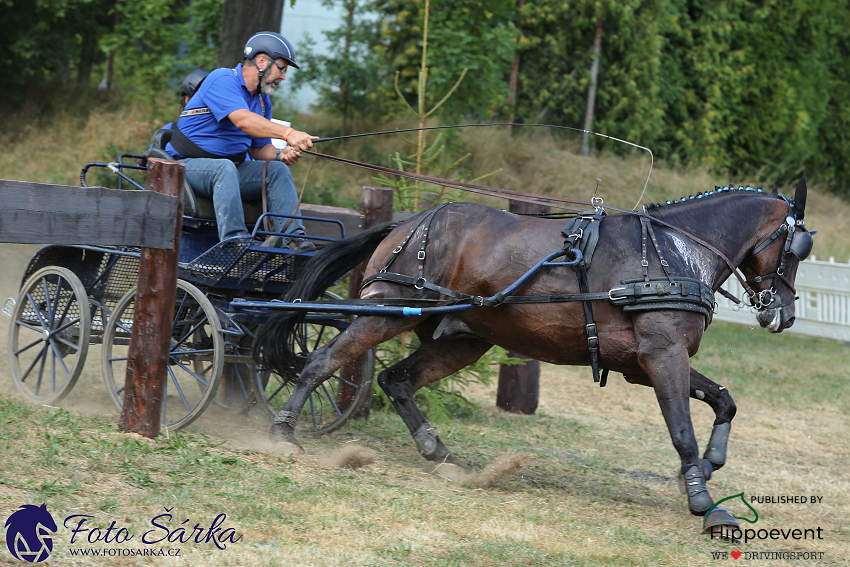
[52,316,82,335]
[34,344,49,395]
[170,358,210,387]
[13,335,46,356]
[167,365,193,412]
[320,382,344,417]
[47,339,72,377]
[26,292,49,330]
[172,318,210,352]
[53,335,80,352]
[19,345,47,384]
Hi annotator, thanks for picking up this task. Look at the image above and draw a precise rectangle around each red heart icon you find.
[731,551,742,559]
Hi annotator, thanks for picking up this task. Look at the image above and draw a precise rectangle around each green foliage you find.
[513,0,850,191]
[0,0,222,109]
[289,0,389,127]
[101,0,222,107]
[372,0,518,119]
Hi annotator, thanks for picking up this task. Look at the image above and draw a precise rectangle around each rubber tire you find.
[101,280,224,431]
[9,267,91,404]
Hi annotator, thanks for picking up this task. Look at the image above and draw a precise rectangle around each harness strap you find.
[577,262,604,386]
[379,204,450,274]
[640,215,674,283]
[360,272,469,300]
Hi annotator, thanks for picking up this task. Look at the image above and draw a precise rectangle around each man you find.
[166,31,317,251]
[149,69,211,151]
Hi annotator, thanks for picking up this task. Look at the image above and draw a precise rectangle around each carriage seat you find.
[148,128,263,223]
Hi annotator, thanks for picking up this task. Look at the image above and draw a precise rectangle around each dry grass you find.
[1,104,849,566]
[2,103,848,260]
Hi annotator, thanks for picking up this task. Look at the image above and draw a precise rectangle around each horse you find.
[255,179,813,516]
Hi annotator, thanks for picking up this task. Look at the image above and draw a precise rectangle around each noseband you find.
[744,213,812,310]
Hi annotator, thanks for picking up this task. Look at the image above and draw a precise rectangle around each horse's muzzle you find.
[757,308,795,333]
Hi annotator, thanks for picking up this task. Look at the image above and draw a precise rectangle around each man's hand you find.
[286,130,319,152]
[277,145,302,165]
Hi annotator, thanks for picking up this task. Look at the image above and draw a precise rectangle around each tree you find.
[289,0,387,129]
[0,0,115,103]
[371,0,518,120]
[216,0,283,68]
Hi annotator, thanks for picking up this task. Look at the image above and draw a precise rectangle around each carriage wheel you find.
[253,291,375,436]
[195,323,257,414]
[101,280,224,430]
[8,267,91,404]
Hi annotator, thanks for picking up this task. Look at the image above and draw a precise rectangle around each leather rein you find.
[301,148,787,308]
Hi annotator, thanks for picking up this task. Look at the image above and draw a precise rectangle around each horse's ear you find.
[771,185,778,196]
[793,176,807,220]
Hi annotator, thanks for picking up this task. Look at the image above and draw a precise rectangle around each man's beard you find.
[260,77,279,96]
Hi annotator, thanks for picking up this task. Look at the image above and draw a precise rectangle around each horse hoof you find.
[427,462,465,482]
[702,508,741,542]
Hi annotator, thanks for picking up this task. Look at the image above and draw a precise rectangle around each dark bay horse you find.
[256,180,812,516]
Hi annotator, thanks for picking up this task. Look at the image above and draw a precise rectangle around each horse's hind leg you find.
[268,315,423,448]
[690,368,737,472]
[377,332,492,468]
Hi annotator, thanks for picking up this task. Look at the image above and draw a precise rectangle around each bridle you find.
[740,203,813,311]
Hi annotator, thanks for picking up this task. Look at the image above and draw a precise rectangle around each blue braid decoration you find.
[647,184,767,209]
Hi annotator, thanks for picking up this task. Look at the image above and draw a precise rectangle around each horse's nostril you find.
[784,316,795,329]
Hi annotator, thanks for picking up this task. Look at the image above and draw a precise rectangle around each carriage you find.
[4,152,374,432]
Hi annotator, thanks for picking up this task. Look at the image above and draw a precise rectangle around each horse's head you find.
[740,178,813,332]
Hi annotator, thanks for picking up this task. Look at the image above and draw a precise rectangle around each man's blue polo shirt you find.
[167,64,272,158]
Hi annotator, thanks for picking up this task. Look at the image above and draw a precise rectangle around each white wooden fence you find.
[715,256,850,342]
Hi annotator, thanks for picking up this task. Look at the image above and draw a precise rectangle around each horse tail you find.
[255,221,399,383]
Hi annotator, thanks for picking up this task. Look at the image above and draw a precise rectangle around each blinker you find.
[789,229,813,260]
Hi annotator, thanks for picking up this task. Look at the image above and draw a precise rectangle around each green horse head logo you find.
[703,492,759,528]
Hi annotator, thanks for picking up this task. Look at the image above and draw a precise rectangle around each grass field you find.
[0,236,848,565]
[1,104,849,566]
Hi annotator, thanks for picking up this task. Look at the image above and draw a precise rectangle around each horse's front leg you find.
[689,368,737,472]
[634,312,713,516]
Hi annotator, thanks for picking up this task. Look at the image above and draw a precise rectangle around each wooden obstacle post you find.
[347,187,394,294]
[495,198,549,415]
[339,186,394,418]
[118,158,185,437]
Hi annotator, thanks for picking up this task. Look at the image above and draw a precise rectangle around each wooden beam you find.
[300,203,365,239]
[0,180,179,249]
[118,158,185,438]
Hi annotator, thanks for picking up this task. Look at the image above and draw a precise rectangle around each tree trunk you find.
[507,0,524,135]
[581,18,603,157]
[217,0,284,69]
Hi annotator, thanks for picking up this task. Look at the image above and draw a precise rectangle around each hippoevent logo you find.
[705,492,826,560]
[4,504,57,563]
